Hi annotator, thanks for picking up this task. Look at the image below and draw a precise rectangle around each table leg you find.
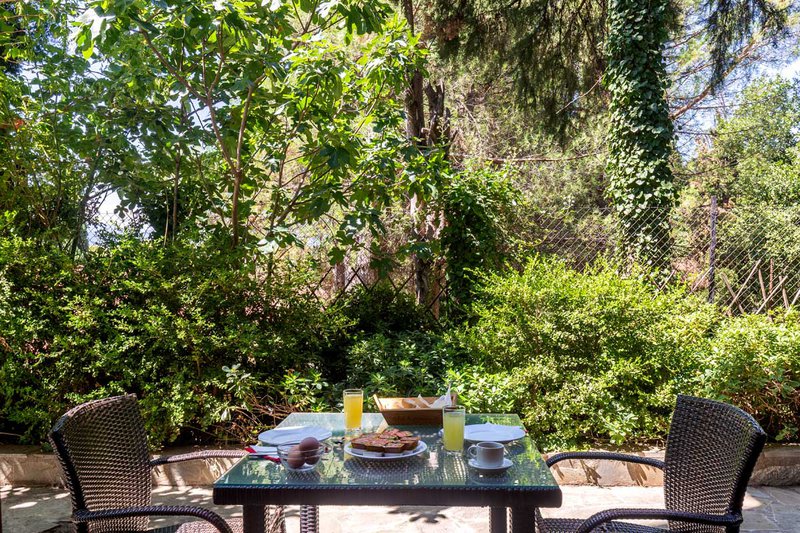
[509,507,536,533]
[299,504,319,533]
[490,507,507,533]
[243,505,266,533]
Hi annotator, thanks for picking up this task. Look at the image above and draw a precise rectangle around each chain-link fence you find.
[533,199,800,314]
[85,196,799,316]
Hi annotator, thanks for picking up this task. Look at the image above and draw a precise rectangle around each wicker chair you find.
[49,394,284,533]
[536,395,767,533]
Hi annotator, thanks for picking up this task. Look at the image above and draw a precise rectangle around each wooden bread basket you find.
[373,393,458,426]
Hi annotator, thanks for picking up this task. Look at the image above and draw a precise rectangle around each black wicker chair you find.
[50,394,284,533]
[536,395,767,533]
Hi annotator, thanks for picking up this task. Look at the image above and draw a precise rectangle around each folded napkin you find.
[245,445,280,463]
[260,426,329,445]
[246,445,277,455]
[416,385,453,409]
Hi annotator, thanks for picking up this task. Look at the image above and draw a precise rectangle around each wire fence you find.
[85,196,800,316]
[533,199,800,314]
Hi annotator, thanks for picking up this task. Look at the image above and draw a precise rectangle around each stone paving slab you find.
[2,485,799,532]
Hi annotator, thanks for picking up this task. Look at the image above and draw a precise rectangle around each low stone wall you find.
[0,445,242,487]
[1,444,798,487]
[544,445,800,487]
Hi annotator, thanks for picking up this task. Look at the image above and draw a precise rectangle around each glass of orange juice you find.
[343,389,363,432]
[442,405,465,453]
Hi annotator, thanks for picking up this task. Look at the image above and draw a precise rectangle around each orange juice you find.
[344,389,363,430]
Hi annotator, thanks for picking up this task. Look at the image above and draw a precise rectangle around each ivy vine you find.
[605,0,675,268]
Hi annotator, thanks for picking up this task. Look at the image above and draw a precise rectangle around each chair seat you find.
[153,516,285,533]
[41,521,247,533]
[536,517,667,533]
[152,518,244,533]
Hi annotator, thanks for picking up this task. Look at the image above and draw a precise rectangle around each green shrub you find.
[4,230,799,449]
[345,331,461,409]
[447,365,529,414]
[334,284,437,336]
[0,235,332,445]
[442,164,521,316]
[699,311,800,442]
[318,284,439,384]
[462,257,719,448]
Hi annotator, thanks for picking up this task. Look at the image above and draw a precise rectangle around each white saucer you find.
[468,457,512,473]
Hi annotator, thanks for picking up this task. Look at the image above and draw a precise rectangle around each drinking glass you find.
[343,389,363,431]
[442,405,465,453]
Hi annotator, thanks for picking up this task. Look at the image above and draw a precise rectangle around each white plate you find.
[468,457,512,473]
[345,440,428,460]
[463,423,526,444]
[258,426,332,446]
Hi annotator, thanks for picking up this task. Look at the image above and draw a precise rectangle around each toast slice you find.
[400,437,420,451]
[351,437,369,450]
[383,442,405,455]
[364,438,390,453]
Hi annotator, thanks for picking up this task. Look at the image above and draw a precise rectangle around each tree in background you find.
[605,0,786,267]
[709,77,800,290]
[0,0,149,253]
[0,3,26,76]
[77,0,427,258]
[441,164,519,319]
[417,0,790,272]
[425,0,607,139]
[397,0,452,309]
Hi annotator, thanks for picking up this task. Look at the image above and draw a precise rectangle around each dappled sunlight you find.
[9,501,38,509]
[743,491,767,510]
[0,484,798,531]
[1,0,799,531]
[387,506,451,524]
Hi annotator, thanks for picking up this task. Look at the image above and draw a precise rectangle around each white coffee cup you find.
[467,441,505,468]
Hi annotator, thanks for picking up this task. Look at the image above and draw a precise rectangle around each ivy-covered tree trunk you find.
[606,0,675,269]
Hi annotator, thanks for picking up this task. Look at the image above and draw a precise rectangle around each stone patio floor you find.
[2,485,799,532]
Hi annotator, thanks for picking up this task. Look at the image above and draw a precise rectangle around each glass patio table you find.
[213,412,561,533]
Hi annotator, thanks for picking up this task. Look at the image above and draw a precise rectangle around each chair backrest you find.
[49,394,152,532]
[664,395,767,533]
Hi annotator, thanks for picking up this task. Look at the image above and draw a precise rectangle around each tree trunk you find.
[401,0,431,305]
[168,150,181,244]
[232,169,242,248]
[425,80,450,151]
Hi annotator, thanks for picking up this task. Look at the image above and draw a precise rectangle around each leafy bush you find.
[345,331,458,408]
[462,257,719,448]
[700,311,800,442]
[318,284,439,384]
[442,164,521,316]
[0,235,332,444]
[447,365,528,415]
[3,231,799,449]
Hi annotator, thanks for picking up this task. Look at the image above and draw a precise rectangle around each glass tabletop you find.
[215,413,559,492]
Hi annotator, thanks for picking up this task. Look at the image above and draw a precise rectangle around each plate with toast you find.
[345,428,428,460]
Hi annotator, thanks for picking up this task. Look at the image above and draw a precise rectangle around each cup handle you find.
[467,445,478,459]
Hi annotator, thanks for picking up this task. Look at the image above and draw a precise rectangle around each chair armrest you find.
[545,451,665,469]
[150,449,246,467]
[575,508,742,533]
[74,505,233,533]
